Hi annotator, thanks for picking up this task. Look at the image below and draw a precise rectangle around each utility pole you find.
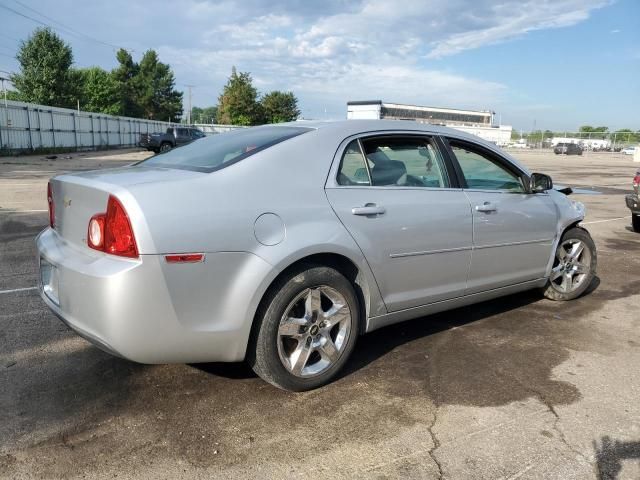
[0,77,8,127]
[0,77,6,150]
[184,84,195,125]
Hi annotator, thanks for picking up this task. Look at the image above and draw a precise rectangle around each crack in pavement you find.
[495,365,596,475]
[547,404,597,477]
[427,409,444,480]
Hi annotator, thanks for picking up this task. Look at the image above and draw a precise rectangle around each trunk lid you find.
[50,165,204,253]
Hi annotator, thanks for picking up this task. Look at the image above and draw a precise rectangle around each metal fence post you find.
[0,103,4,150]
[37,108,42,148]
[72,111,78,150]
[50,109,56,149]
[25,105,33,151]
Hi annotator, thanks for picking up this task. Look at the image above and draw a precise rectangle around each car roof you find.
[275,119,531,175]
[280,119,473,136]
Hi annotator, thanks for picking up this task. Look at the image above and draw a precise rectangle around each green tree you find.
[612,129,640,144]
[191,106,218,123]
[134,50,183,121]
[578,125,608,139]
[76,67,122,115]
[10,28,79,108]
[217,67,263,125]
[260,91,299,123]
[112,49,140,117]
[5,90,22,101]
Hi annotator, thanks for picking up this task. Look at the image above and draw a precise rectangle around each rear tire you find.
[632,214,640,233]
[248,265,360,391]
[542,227,596,301]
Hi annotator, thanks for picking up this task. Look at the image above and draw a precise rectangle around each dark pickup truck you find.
[139,127,206,153]
[626,169,640,232]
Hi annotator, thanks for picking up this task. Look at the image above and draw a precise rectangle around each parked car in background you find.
[139,127,205,153]
[622,146,638,155]
[554,143,583,155]
[37,120,597,391]
[626,169,640,232]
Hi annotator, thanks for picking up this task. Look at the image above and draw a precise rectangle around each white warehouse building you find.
[347,100,512,145]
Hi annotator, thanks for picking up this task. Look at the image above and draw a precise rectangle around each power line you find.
[0,32,21,42]
[11,0,131,51]
[0,2,132,52]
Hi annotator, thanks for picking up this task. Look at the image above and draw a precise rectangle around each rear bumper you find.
[36,228,275,363]
[626,194,640,214]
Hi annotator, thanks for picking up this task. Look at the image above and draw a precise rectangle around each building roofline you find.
[346,100,383,106]
[347,100,492,116]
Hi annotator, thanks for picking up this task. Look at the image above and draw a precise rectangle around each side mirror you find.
[530,172,553,193]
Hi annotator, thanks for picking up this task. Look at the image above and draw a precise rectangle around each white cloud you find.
[17,0,611,121]
[150,0,607,116]
[427,1,611,58]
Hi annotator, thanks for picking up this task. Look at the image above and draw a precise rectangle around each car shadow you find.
[193,289,547,382]
[195,276,601,394]
[594,436,640,480]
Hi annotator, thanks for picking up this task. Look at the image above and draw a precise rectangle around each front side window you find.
[449,141,525,192]
[142,126,312,172]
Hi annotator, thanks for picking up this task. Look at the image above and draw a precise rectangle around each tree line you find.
[9,28,183,121]
[512,125,640,143]
[7,28,300,125]
[172,69,300,125]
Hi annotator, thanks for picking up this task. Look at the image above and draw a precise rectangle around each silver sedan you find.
[37,120,597,391]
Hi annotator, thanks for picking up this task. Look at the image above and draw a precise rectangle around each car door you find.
[176,128,191,146]
[444,137,558,294]
[325,134,473,312]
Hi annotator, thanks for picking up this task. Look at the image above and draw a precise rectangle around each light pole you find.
[0,76,6,150]
[184,84,195,125]
[0,77,8,119]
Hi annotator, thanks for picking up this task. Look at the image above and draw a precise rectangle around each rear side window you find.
[337,140,370,185]
[337,136,449,188]
[362,137,449,188]
[142,126,312,173]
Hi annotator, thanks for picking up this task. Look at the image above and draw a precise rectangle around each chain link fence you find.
[507,130,639,152]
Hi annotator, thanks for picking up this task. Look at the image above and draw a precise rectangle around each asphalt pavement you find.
[1,148,639,479]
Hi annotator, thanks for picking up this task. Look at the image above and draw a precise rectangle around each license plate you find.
[40,257,59,305]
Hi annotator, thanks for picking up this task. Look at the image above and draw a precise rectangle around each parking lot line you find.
[582,216,630,225]
[0,286,38,295]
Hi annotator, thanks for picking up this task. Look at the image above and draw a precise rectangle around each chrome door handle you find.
[475,202,497,213]
[352,204,386,216]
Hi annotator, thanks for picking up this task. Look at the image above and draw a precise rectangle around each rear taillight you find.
[87,195,138,258]
[88,214,105,250]
[47,182,55,228]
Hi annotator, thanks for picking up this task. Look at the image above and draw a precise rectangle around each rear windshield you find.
[142,126,312,173]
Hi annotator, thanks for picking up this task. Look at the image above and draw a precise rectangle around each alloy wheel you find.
[277,286,352,378]
[549,238,592,294]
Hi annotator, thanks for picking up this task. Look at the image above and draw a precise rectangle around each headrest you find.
[371,160,407,185]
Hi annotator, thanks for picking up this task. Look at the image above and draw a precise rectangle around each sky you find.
[0,0,638,131]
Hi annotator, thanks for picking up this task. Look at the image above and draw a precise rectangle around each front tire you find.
[159,142,172,153]
[542,227,597,301]
[248,265,360,391]
[632,214,640,233]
